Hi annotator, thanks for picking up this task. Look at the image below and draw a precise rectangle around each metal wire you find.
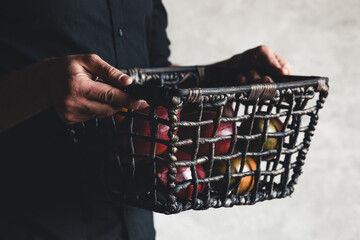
[69,67,329,214]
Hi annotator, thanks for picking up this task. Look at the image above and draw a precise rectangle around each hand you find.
[43,54,147,124]
[210,45,292,85]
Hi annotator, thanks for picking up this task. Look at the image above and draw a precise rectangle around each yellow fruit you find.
[212,155,257,195]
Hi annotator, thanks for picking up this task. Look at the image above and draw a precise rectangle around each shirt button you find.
[118,28,124,37]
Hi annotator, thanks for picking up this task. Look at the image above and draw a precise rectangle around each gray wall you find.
[154,0,360,239]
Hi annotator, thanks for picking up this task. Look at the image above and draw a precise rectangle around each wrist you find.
[0,59,53,132]
[18,59,52,113]
[38,58,56,108]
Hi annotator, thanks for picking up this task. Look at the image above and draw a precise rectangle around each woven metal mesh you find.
[70,66,329,214]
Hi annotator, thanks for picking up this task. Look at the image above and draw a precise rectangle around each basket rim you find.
[117,66,328,105]
[167,77,329,97]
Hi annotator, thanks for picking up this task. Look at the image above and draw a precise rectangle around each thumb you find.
[80,54,133,87]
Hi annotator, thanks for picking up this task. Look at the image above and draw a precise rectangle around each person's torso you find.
[0,2,160,238]
[0,0,154,74]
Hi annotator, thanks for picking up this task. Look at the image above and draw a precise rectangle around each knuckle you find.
[63,97,75,109]
[102,88,117,104]
[247,70,257,78]
[89,53,100,60]
[63,57,78,69]
[63,55,76,63]
[128,99,142,110]
[106,67,124,82]
[78,81,92,97]
[63,97,82,114]
[257,45,270,53]
[63,112,73,122]
[97,106,117,118]
[105,65,118,77]
[59,111,74,124]
[85,54,100,63]
[104,108,117,117]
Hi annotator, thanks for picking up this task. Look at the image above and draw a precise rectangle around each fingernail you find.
[264,75,273,83]
[127,77,134,85]
[119,74,133,85]
[282,68,289,75]
[136,100,148,109]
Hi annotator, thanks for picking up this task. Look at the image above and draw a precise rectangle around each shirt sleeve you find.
[148,0,171,67]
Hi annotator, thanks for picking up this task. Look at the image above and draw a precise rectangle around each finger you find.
[254,45,284,75]
[84,80,148,109]
[128,99,149,110]
[86,99,148,118]
[83,100,123,118]
[236,73,247,85]
[79,54,133,87]
[262,53,283,75]
[247,70,262,83]
[262,75,274,83]
[84,80,131,106]
[275,54,293,75]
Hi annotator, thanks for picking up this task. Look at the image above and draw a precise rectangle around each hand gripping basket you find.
[70,66,329,214]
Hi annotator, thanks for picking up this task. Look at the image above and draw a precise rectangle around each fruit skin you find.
[212,154,257,195]
[178,109,234,156]
[180,103,234,117]
[116,106,180,156]
[238,116,283,160]
[220,104,235,118]
[157,151,206,200]
[114,108,128,122]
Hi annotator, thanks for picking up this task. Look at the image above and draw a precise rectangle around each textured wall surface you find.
[154,1,360,239]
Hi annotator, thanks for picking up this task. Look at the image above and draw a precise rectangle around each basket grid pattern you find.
[70,66,328,214]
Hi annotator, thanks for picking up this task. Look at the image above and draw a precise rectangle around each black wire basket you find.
[70,66,329,214]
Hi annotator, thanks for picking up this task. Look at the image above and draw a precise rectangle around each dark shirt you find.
[0,0,171,239]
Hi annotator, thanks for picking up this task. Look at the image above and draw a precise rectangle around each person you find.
[0,1,292,239]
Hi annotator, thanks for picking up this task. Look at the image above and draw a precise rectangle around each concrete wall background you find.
[154,1,360,239]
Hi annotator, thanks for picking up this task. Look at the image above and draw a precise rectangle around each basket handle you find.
[95,78,170,106]
[247,83,277,101]
[96,67,329,105]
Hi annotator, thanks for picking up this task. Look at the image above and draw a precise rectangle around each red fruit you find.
[181,103,234,117]
[114,108,128,122]
[157,151,206,200]
[116,106,180,156]
[178,110,233,156]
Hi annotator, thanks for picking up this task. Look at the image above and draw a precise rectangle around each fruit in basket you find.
[157,151,206,200]
[212,154,257,195]
[114,108,128,122]
[180,103,234,117]
[116,106,180,156]
[221,104,235,118]
[238,115,283,160]
[178,108,234,156]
